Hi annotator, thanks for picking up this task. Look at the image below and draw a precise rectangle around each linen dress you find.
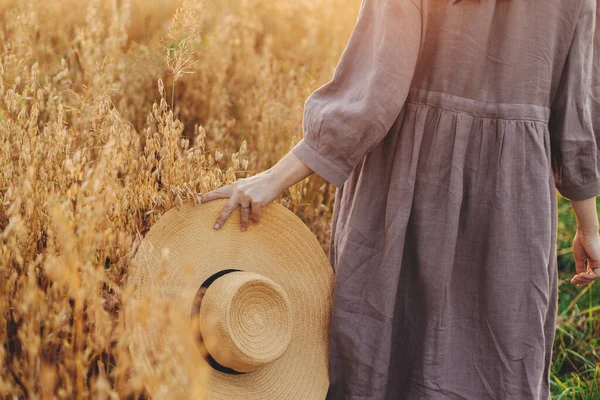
[291,0,600,399]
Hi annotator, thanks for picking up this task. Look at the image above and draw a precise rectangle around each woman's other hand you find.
[200,150,314,232]
[570,230,600,288]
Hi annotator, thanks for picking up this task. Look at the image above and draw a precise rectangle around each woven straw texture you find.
[126,199,334,399]
[199,271,294,373]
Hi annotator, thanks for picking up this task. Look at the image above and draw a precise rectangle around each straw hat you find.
[125,198,334,399]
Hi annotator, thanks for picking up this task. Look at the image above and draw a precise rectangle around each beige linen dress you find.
[291,0,600,399]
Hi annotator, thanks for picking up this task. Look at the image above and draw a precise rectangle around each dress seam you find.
[412,88,550,109]
[405,100,549,123]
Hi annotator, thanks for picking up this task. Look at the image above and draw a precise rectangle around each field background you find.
[0,0,598,398]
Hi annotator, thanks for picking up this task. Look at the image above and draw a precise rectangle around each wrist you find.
[576,216,599,236]
[268,151,314,191]
[572,197,599,236]
[263,167,289,195]
[576,226,599,236]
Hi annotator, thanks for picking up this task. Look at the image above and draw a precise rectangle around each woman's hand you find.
[570,229,600,288]
[200,170,284,231]
[200,149,314,231]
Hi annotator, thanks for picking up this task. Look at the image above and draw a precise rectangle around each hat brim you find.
[126,199,334,399]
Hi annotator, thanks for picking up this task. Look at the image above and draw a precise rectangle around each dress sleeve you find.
[291,0,422,188]
[549,0,600,201]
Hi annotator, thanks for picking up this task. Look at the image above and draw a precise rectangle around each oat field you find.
[0,0,597,398]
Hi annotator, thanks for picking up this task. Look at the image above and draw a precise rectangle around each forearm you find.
[267,150,315,193]
[571,196,599,235]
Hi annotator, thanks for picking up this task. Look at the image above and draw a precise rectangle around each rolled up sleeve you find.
[292,0,422,188]
[550,0,600,201]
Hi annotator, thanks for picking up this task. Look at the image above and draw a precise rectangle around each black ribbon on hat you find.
[190,268,247,376]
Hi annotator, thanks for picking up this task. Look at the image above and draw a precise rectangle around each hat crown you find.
[199,271,294,373]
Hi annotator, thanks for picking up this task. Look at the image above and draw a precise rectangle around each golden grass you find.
[0,0,359,397]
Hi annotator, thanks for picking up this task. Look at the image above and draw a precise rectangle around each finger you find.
[573,270,597,280]
[571,274,596,285]
[571,278,591,288]
[214,196,238,230]
[201,186,233,203]
[251,205,261,224]
[571,277,591,286]
[576,278,595,288]
[240,200,251,232]
[570,271,589,281]
[583,265,600,275]
[576,272,598,281]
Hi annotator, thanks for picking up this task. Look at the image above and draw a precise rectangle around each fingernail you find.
[241,227,247,232]
[214,223,220,230]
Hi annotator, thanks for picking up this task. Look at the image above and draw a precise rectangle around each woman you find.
[201,0,600,398]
